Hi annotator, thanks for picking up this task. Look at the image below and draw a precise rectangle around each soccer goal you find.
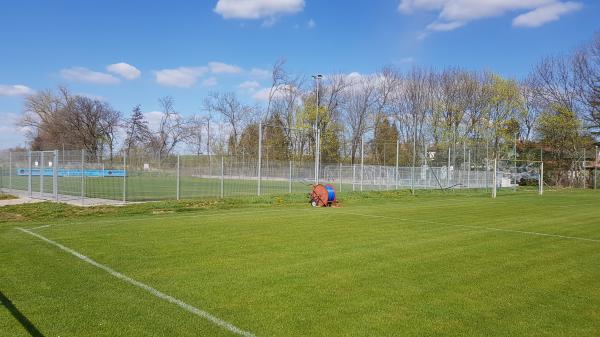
[492,159,544,198]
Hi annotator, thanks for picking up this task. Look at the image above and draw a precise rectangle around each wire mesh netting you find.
[0,143,597,204]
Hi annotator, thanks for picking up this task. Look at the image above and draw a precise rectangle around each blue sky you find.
[1,0,598,149]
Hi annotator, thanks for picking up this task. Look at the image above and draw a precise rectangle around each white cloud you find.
[214,0,305,19]
[238,80,261,91]
[208,61,242,74]
[0,84,34,96]
[252,87,272,101]
[307,19,316,29]
[60,67,120,85]
[399,0,582,36]
[143,111,163,131]
[202,77,219,87]
[251,84,298,102]
[154,67,208,88]
[0,112,29,149]
[75,92,105,101]
[107,62,141,80]
[345,72,363,82]
[426,20,465,31]
[249,67,270,79]
[261,16,279,27]
[512,1,582,27]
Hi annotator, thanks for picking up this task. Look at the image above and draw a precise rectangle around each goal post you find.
[493,158,544,198]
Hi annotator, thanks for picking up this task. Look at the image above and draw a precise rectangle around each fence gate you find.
[27,150,59,200]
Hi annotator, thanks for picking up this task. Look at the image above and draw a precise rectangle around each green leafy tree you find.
[536,104,591,185]
[485,74,525,158]
[371,114,399,165]
[297,99,340,163]
[238,123,259,157]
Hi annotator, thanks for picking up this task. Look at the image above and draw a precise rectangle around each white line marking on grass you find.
[16,227,258,337]
[556,203,596,208]
[30,224,51,230]
[337,211,600,243]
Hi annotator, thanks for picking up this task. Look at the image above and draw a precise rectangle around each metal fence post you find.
[220,156,224,198]
[339,162,342,192]
[360,136,364,191]
[8,152,12,191]
[595,145,598,190]
[464,143,468,186]
[40,152,45,195]
[492,158,497,199]
[583,148,587,189]
[53,150,58,201]
[123,151,127,204]
[176,154,180,200]
[539,161,544,196]
[258,123,262,196]
[386,166,390,190]
[81,149,85,205]
[446,147,451,188]
[352,164,356,191]
[395,140,399,190]
[467,149,471,188]
[485,141,489,190]
[411,155,415,195]
[289,160,292,194]
[28,151,32,197]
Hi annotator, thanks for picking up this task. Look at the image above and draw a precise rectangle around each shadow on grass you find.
[0,291,45,337]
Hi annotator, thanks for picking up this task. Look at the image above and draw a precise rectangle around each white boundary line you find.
[336,211,600,243]
[16,227,258,337]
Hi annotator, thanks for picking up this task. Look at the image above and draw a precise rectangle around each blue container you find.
[325,184,336,203]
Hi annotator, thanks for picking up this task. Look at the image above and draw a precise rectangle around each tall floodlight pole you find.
[313,74,323,184]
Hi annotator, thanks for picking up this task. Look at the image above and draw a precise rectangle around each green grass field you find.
[1,189,599,336]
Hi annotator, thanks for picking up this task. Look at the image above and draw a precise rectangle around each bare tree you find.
[573,32,600,132]
[204,92,253,154]
[529,55,579,114]
[148,96,185,160]
[518,78,540,141]
[397,66,431,167]
[264,58,288,121]
[184,113,208,156]
[343,75,377,164]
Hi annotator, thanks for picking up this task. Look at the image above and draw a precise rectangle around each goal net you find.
[493,159,543,197]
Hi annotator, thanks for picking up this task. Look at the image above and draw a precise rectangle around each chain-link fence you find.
[0,141,597,205]
[0,149,493,205]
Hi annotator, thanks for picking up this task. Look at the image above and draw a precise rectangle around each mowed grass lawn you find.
[1,189,599,336]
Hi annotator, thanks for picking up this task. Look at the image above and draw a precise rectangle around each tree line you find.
[19,33,599,182]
